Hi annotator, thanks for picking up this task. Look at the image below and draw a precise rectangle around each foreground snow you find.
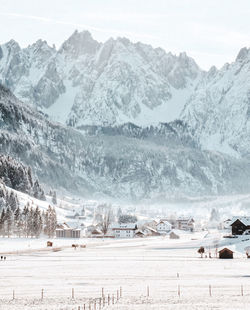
[1,232,250,309]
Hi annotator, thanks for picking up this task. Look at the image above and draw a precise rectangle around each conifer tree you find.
[5,206,13,238]
[52,191,57,205]
[22,204,30,238]
[33,206,43,238]
[27,207,34,237]
[0,208,6,236]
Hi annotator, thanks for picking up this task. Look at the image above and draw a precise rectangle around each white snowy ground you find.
[1,231,250,309]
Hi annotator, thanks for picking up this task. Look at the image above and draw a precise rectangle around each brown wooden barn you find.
[230,217,250,235]
[219,248,233,259]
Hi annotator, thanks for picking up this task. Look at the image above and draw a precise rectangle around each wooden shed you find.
[219,248,233,259]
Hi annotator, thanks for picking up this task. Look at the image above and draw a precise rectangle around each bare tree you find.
[213,238,219,257]
[100,209,113,235]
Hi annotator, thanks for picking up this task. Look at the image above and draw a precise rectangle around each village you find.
[52,201,250,260]
[1,194,250,310]
[1,190,250,309]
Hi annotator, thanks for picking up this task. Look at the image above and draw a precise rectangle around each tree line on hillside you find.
[0,203,57,238]
[0,155,45,200]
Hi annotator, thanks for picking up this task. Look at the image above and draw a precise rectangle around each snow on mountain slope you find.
[1,85,250,200]
[0,30,201,127]
[181,47,250,159]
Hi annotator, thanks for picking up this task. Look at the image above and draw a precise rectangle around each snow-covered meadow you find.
[1,231,250,309]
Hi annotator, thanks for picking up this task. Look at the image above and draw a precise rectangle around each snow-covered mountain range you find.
[0,30,201,127]
[0,30,249,161]
[0,85,250,201]
[181,47,250,159]
[0,30,250,200]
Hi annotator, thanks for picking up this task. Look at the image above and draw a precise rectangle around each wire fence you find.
[2,284,250,309]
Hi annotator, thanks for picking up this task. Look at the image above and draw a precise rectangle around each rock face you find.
[181,47,250,159]
[0,31,250,199]
[1,85,250,201]
[0,30,201,127]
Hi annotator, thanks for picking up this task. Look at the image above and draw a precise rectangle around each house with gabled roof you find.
[156,220,172,234]
[230,217,250,235]
[112,223,137,238]
[176,217,195,232]
[56,223,81,238]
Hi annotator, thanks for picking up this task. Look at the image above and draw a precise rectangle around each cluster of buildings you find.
[55,209,195,239]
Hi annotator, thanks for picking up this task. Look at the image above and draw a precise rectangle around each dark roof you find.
[230,217,250,226]
[218,248,234,254]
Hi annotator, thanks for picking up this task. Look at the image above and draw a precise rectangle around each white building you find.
[112,223,137,238]
[156,220,172,234]
[176,218,195,231]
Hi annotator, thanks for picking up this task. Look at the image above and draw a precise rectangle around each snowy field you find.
[1,232,250,309]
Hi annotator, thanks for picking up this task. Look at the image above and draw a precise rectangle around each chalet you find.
[219,248,233,259]
[112,223,137,238]
[56,223,81,238]
[230,217,250,235]
[161,217,195,231]
[144,226,160,237]
[66,211,80,220]
[156,220,172,234]
[91,228,103,237]
[143,220,157,230]
[135,230,146,238]
[176,217,195,232]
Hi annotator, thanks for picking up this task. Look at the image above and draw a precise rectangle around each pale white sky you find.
[0,0,249,70]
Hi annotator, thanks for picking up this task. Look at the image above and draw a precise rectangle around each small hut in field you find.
[169,231,180,239]
[218,248,233,259]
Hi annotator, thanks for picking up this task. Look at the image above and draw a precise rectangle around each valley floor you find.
[0,231,250,309]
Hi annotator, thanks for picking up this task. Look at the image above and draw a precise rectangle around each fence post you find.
[41,288,44,300]
[89,301,91,310]
[94,300,96,310]
[108,294,110,305]
[209,285,212,297]
[241,285,244,296]
[120,286,122,298]
[117,289,119,301]
[84,304,86,310]
[147,285,149,297]
[178,285,180,297]
[99,297,101,309]
[112,294,114,304]
[72,288,75,299]
[12,290,15,300]
[102,287,104,298]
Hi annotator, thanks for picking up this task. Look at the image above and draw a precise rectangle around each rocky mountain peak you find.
[236,47,250,62]
[4,39,20,54]
[59,29,100,57]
